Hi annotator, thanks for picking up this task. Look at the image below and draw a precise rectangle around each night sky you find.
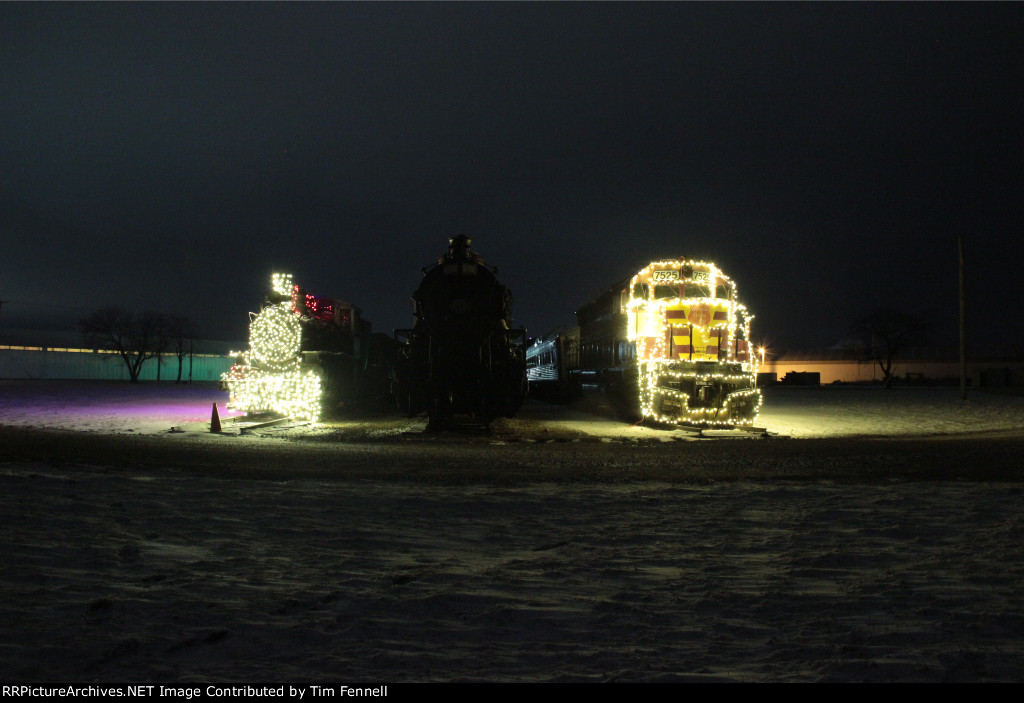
[2,2,1022,351]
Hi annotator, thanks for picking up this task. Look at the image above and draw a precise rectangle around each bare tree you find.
[166,315,196,383]
[79,308,169,383]
[852,307,930,389]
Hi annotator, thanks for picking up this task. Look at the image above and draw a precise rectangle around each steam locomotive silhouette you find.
[393,236,528,428]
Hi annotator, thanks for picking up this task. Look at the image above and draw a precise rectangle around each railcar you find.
[526,259,762,427]
[525,326,581,401]
[393,236,527,428]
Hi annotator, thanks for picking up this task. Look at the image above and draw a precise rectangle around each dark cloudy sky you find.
[2,2,1022,350]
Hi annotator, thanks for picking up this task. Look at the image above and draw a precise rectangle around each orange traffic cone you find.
[210,402,222,433]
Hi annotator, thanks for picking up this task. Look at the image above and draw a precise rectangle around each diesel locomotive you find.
[527,258,763,427]
[393,236,528,428]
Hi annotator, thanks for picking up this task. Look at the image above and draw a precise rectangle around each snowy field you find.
[2,379,1024,438]
[2,380,1024,682]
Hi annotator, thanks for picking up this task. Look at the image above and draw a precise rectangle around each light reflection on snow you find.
[0,380,245,434]
[0,380,1023,439]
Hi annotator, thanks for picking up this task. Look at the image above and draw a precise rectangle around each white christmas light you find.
[625,259,762,426]
[271,272,294,297]
[248,303,302,371]
[222,274,323,422]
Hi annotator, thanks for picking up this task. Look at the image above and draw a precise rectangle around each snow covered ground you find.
[2,379,1023,438]
[762,385,1024,438]
[2,380,1024,682]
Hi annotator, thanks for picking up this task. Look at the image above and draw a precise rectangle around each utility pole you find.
[959,235,967,400]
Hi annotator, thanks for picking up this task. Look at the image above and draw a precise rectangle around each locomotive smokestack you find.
[449,234,471,261]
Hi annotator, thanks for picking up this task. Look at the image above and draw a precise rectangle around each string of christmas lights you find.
[222,274,324,423]
[626,259,762,426]
[247,304,303,371]
[271,272,294,297]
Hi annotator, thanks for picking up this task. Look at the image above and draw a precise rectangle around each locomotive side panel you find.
[576,284,630,375]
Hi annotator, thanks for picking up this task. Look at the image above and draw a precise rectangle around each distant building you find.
[758,347,1024,387]
[0,327,241,382]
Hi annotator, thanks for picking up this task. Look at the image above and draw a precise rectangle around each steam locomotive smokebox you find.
[393,236,527,429]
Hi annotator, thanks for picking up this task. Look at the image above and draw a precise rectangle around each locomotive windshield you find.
[654,284,679,300]
[683,282,712,298]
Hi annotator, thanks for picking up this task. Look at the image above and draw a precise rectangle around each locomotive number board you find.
[651,269,680,282]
